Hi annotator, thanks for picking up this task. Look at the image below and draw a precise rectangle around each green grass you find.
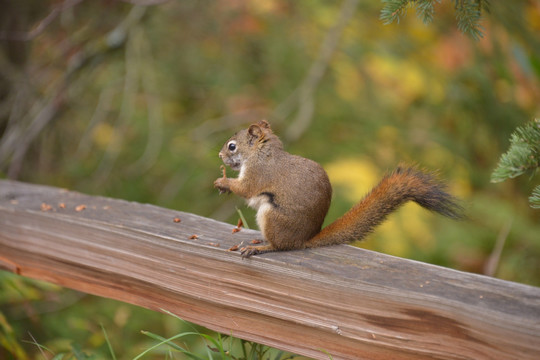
[134,309,300,360]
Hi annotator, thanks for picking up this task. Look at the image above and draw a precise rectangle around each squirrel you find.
[214,120,463,258]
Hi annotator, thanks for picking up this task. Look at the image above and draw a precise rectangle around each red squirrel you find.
[214,120,463,258]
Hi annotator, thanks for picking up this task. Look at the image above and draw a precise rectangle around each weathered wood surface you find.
[0,179,539,360]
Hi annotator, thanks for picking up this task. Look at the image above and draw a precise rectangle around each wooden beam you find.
[0,179,539,359]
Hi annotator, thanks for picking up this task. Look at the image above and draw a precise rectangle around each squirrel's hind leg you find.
[240,244,274,258]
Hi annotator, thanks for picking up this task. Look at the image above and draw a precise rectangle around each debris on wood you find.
[228,244,239,252]
[231,218,244,233]
[41,203,53,211]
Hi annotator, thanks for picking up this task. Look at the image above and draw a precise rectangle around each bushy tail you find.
[305,166,464,248]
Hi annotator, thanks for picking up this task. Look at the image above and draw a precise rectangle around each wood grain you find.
[1,179,539,359]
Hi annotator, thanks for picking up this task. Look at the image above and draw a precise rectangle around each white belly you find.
[247,195,272,233]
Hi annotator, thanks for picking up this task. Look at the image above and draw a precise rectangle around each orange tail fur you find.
[305,166,463,248]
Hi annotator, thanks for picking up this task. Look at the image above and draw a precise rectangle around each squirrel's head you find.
[218,120,283,171]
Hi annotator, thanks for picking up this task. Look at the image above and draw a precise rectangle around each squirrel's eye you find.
[227,141,237,152]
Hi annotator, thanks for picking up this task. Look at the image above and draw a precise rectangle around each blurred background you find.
[1,0,539,359]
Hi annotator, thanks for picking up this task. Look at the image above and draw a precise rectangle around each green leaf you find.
[71,342,92,360]
[0,311,29,360]
[100,324,116,360]
[236,207,250,229]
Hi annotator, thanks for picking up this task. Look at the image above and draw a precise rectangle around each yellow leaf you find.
[325,157,379,201]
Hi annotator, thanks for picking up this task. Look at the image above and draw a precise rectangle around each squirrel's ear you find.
[248,124,264,144]
[257,119,271,129]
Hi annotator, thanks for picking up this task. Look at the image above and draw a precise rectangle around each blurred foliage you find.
[1,0,539,358]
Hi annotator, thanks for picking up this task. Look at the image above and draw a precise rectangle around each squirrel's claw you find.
[240,244,273,258]
[240,246,259,258]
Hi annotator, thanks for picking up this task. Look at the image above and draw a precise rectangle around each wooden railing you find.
[1,179,539,359]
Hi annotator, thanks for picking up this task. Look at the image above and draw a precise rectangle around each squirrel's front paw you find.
[214,178,230,194]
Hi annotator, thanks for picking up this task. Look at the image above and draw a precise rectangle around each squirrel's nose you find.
[218,151,223,159]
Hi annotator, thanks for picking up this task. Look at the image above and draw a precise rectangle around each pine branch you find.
[491,119,540,183]
[380,0,489,39]
[530,185,540,209]
[455,0,484,40]
[380,0,410,25]
[491,119,540,209]
[416,0,436,24]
